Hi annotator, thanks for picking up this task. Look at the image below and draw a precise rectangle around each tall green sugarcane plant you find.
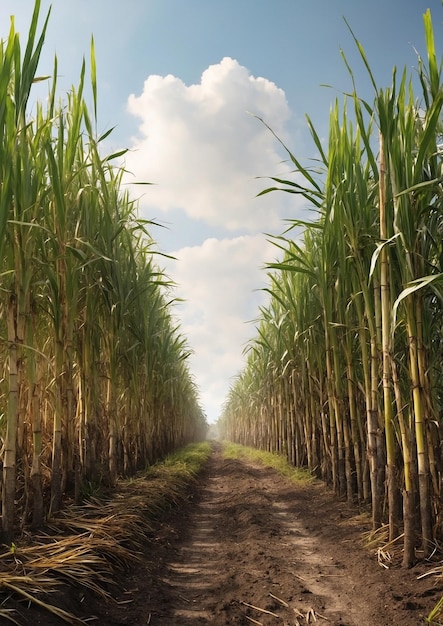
[219,8,443,566]
[0,0,51,541]
[0,0,206,541]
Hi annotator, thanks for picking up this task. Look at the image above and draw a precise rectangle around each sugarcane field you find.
[1,0,443,624]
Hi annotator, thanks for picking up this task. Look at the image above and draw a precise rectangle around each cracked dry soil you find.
[32,443,443,625]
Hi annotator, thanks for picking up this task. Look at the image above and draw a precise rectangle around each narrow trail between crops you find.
[46,444,442,626]
[101,443,438,626]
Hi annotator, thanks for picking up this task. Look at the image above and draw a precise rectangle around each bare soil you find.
[13,443,443,625]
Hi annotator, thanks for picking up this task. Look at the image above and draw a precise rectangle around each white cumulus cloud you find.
[123,58,308,423]
[125,57,300,232]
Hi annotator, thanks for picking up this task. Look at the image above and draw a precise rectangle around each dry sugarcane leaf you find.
[314,610,329,621]
[241,600,280,618]
[377,547,392,569]
[306,607,317,622]
[245,616,264,625]
[0,608,23,626]
[2,581,86,625]
[269,592,289,607]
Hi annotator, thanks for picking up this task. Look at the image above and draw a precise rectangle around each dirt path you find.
[25,443,441,625]
[99,443,441,626]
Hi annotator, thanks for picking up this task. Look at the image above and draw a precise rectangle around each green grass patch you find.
[157,441,212,475]
[145,441,213,488]
[222,442,314,485]
[426,595,443,625]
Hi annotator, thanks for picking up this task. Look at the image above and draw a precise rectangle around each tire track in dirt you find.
[161,461,226,623]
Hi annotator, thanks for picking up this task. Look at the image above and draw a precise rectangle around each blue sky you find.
[1,1,441,423]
